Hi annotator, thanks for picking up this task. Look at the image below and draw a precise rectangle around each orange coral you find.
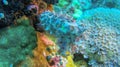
[47,4,53,11]
[32,32,56,67]
[40,33,55,46]
[26,0,53,14]
[19,32,58,67]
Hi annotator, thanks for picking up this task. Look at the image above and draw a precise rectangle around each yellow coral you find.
[32,32,56,67]
[18,32,77,67]
[66,55,76,67]
[18,32,58,67]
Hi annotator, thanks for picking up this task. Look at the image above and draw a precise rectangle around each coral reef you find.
[0,16,37,66]
[18,32,76,67]
[38,11,86,55]
[75,8,120,66]
[0,0,120,67]
[91,0,120,9]
[53,0,84,19]
[0,0,47,28]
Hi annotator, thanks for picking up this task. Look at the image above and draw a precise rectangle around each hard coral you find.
[91,0,120,9]
[53,0,84,19]
[18,32,68,67]
[38,11,86,55]
[76,7,120,66]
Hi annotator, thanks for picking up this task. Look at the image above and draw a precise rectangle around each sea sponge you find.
[19,32,68,67]
[0,17,37,66]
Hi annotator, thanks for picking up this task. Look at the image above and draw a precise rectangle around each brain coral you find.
[75,8,120,66]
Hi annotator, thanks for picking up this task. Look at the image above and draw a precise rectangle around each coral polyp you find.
[0,0,120,67]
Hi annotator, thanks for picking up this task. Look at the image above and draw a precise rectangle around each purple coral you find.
[27,4,39,14]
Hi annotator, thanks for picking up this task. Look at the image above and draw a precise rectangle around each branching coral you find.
[38,11,86,55]
[53,0,83,19]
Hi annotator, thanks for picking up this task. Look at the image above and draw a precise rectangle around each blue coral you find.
[2,0,8,5]
[76,7,120,66]
[0,13,4,19]
[37,11,86,55]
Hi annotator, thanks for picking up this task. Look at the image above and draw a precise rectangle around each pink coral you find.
[27,4,39,14]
